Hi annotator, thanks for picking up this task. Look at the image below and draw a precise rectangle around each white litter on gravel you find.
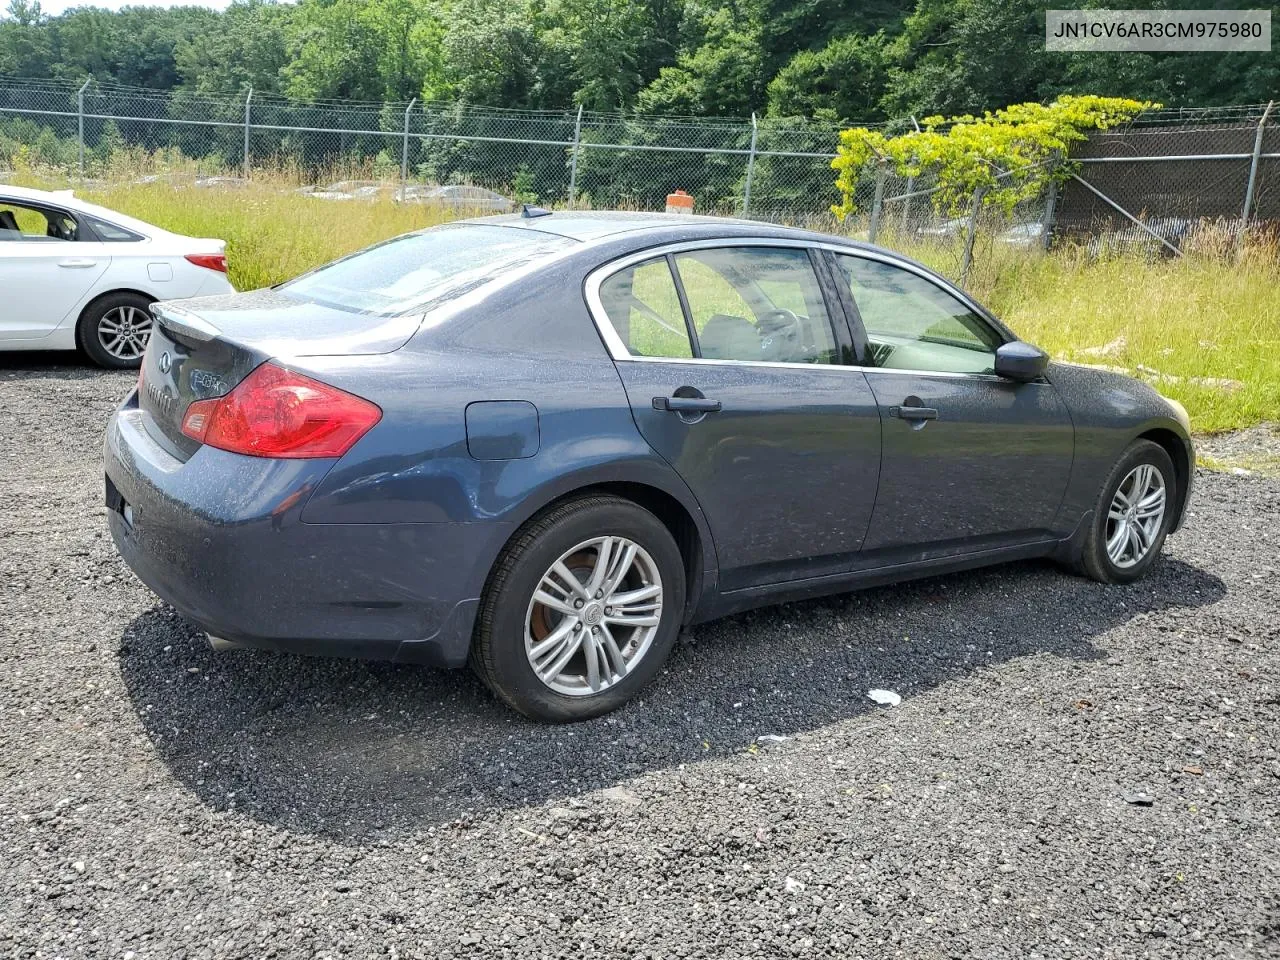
[867,688,902,707]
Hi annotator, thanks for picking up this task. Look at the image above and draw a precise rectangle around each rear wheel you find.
[470,495,686,722]
[78,292,153,369]
[1074,439,1176,584]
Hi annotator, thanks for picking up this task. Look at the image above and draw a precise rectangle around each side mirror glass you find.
[994,340,1049,382]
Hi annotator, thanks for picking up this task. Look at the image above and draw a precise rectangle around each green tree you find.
[0,0,51,77]
[430,0,542,105]
[175,0,291,96]
[880,0,1048,117]
[540,0,666,110]
[766,32,888,123]
[284,0,442,102]
[637,7,765,116]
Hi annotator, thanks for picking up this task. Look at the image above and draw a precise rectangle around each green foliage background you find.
[832,95,1154,218]
[1,0,1276,119]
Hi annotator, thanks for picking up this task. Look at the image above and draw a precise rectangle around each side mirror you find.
[994,340,1049,382]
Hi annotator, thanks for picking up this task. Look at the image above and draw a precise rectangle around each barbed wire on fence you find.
[1,75,1276,284]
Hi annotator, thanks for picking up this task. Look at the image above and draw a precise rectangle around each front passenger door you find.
[831,252,1074,559]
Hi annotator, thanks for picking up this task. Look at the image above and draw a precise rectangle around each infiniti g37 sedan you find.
[1,186,232,368]
[104,212,1193,722]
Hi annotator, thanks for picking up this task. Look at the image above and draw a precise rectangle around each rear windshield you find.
[278,224,573,316]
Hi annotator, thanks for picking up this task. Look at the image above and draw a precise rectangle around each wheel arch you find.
[73,288,157,346]
[491,471,719,626]
[1137,426,1193,531]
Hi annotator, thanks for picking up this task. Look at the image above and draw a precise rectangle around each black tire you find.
[470,494,686,722]
[1074,439,1176,584]
[77,292,154,369]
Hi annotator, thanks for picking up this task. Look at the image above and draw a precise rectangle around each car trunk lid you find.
[138,291,420,459]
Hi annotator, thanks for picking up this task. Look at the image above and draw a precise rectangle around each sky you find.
[35,0,234,13]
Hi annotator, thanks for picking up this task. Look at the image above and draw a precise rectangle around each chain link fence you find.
[1059,102,1279,259]
[1,76,1276,284]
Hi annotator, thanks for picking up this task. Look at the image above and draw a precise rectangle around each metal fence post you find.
[899,117,920,235]
[242,87,253,180]
[1239,99,1275,250]
[1041,178,1058,251]
[959,185,986,285]
[567,104,583,208]
[741,113,759,218]
[899,175,914,235]
[867,159,888,244]
[76,78,90,180]
[400,97,417,199]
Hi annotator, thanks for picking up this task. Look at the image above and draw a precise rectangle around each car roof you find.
[0,184,169,238]
[464,210,873,249]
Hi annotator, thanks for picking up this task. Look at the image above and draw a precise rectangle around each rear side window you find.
[86,216,144,242]
[598,257,693,359]
[279,225,573,316]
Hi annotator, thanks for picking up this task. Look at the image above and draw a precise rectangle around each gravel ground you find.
[1198,422,1280,477]
[2,354,1278,960]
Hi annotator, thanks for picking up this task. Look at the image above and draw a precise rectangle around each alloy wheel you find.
[1105,463,1167,569]
[97,305,153,361]
[524,536,664,697]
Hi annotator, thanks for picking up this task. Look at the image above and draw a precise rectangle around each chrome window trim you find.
[582,237,1010,382]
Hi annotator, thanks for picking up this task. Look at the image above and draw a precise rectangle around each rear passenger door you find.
[830,251,1074,559]
[588,242,882,591]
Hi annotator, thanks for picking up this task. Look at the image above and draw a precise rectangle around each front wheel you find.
[470,495,686,722]
[1075,439,1176,584]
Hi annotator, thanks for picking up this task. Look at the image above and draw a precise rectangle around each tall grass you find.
[78,177,459,291]
[977,238,1280,435]
[13,171,1278,434]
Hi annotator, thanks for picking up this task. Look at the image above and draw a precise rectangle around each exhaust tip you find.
[206,633,242,652]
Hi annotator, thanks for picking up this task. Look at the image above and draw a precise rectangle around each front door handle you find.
[58,258,98,268]
[653,396,722,413]
[890,405,939,421]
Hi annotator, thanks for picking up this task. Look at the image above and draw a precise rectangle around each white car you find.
[0,186,233,368]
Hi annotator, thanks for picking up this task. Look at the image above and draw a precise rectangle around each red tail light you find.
[185,253,228,274]
[181,362,381,459]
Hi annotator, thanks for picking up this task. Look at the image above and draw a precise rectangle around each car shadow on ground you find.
[117,555,1225,839]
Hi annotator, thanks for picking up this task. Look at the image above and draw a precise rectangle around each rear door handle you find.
[653,396,722,413]
[58,258,98,268]
[890,405,939,421]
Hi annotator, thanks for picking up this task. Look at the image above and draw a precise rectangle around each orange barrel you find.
[665,189,694,214]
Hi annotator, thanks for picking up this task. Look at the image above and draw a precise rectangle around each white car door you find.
[1,199,114,341]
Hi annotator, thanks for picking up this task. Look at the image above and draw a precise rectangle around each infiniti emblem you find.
[157,351,172,374]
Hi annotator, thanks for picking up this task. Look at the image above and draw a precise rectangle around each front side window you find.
[0,202,79,241]
[598,257,693,359]
[279,224,572,316]
[672,247,838,364]
[835,254,1000,375]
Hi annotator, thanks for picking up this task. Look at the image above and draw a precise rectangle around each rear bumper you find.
[104,399,509,668]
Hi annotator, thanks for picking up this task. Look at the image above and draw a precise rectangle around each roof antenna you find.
[521,204,553,219]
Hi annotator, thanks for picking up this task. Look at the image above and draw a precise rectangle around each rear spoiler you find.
[151,302,220,343]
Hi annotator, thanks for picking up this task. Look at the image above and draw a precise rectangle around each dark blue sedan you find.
[104,212,1193,721]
